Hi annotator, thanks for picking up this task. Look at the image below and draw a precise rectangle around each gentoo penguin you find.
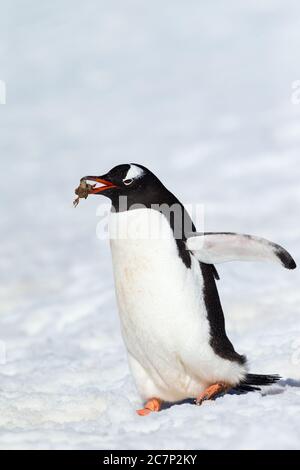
[78,164,296,416]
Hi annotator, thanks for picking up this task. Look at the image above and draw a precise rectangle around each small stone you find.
[73,179,94,207]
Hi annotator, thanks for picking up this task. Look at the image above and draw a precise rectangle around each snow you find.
[0,0,300,450]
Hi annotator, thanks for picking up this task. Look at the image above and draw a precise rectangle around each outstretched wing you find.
[186,232,296,270]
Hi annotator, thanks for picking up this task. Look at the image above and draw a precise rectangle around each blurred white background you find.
[0,0,300,449]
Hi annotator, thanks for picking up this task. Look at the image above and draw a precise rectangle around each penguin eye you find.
[123,178,133,186]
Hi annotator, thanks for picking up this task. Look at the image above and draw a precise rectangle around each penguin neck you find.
[110,188,196,269]
[111,188,196,236]
[110,182,170,211]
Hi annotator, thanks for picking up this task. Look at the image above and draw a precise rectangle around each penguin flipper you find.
[187,232,296,270]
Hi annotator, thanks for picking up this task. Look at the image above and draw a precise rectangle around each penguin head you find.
[82,164,163,204]
[81,163,193,234]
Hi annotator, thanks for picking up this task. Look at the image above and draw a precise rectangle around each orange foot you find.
[136,398,163,416]
[195,382,229,406]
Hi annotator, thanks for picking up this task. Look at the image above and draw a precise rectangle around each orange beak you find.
[82,176,119,194]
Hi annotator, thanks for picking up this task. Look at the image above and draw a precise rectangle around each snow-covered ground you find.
[1,0,300,450]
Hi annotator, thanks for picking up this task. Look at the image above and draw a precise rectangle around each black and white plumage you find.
[80,164,296,413]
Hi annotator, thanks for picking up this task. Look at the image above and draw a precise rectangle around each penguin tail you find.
[235,373,281,393]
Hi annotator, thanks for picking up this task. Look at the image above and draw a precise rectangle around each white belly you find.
[109,209,245,402]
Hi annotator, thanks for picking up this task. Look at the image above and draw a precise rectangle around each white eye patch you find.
[124,164,144,182]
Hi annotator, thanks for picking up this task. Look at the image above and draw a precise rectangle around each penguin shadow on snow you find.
[159,379,300,410]
[259,378,300,396]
